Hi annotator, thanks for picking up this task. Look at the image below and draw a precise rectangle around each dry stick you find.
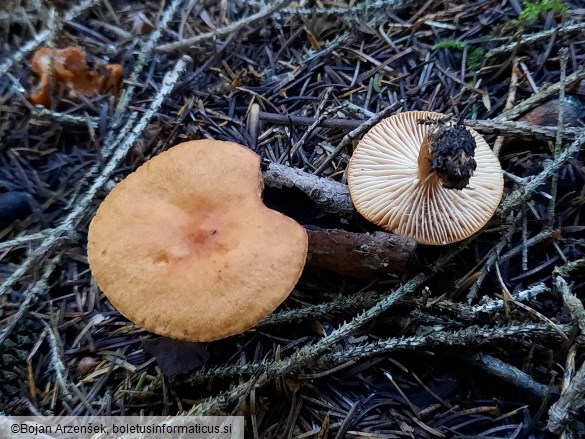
[548,359,585,435]
[43,320,72,398]
[555,275,585,333]
[521,203,529,271]
[258,111,578,141]
[0,229,61,251]
[263,162,354,216]
[463,119,579,140]
[30,107,99,128]
[323,323,570,364]
[313,100,405,175]
[461,352,550,399]
[0,230,71,299]
[433,283,549,321]
[285,87,334,162]
[548,48,568,228]
[0,256,61,345]
[492,59,520,158]
[109,0,184,130]
[555,257,585,277]
[554,345,578,439]
[502,288,570,342]
[185,323,568,386]
[495,66,585,122]
[258,111,362,130]
[499,128,585,215]
[258,291,380,328]
[306,228,416,278]
[466,224,515,303]
[486,23,585,60]
[0,0,102,78]
[0,58,190,343]
[555,345,578,439]
[561,345,577,396]
[278,0,408,18]
[157,0,295,53]
[188,284,550,385]
[264,282,548,329]
[547,270,585,434]
[497,228,554,264]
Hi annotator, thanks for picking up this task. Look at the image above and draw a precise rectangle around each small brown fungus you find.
[30,47,123,107]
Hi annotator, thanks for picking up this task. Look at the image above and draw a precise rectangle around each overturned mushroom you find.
[348,111,504,245]
[88,140,308,342]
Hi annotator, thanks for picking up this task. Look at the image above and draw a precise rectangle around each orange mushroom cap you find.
[87,140,308,342]
[348,111,504,245]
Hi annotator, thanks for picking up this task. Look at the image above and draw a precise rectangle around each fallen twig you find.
[495,66,585,122]
[433,283,549,321]
[461,352,551,399]
[184,322,567,386]
[263,162,353,216]
[313,100,405,175]
[548,358,585,435]
[259,291,380,328]
[548,48,569,227]
[499,128,585,215]
[486,23,585,60]
[258,111,579,141]
[157,0,295,53]
[306,227,416,278]
[555,275,585,333]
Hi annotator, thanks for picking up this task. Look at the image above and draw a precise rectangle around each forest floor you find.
[1,0,585,437]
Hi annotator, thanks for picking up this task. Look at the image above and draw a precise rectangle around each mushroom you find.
[348,111,504,245]
[87,140,308,342]
[30,47,123,107]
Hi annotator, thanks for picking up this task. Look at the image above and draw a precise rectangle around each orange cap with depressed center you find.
[88,140,308,341]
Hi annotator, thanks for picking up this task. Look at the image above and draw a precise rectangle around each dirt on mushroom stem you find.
[418,123,478,190]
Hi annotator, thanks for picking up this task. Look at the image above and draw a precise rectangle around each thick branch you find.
[306,227,416,278]
[263,162,354,216]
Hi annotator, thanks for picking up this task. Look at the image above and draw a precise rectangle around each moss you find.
[467,48,486,71]
[519,0,569,21]
[432,40,466,51]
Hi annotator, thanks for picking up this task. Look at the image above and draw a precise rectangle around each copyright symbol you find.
[11,424,19,433]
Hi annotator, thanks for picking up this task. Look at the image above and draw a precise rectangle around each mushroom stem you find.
[417,123,478,190]
[417,134,438,185]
